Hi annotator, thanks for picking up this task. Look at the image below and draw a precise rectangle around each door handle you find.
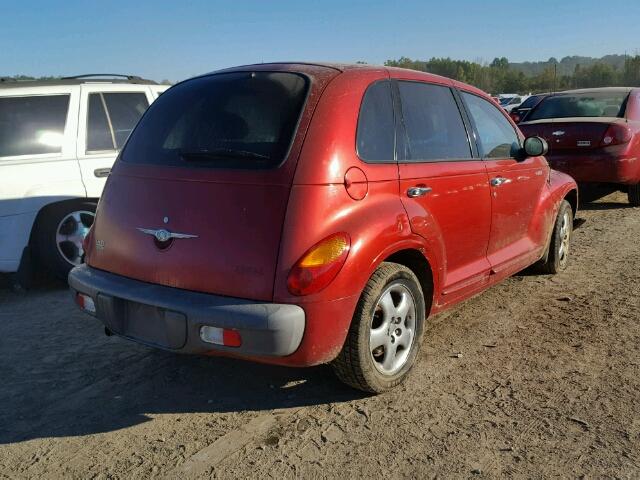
[490,177,511,187]
[407,186,432,198]
[94,168,111,178]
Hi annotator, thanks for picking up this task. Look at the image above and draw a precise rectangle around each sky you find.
[1,0,639,82]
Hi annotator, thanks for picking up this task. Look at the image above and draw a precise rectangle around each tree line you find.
[384,54,640,94]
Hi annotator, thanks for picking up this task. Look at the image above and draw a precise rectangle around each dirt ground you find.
[1,190,639,479]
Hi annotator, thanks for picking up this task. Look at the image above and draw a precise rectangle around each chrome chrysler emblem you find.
[552,130,565,136]
[137,227,198,242]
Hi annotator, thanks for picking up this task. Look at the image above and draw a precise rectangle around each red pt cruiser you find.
[519,87,640,206]
[70,63,577,392]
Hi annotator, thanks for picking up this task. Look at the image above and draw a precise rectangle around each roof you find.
[0,74,158,89]
[553,87,635,95]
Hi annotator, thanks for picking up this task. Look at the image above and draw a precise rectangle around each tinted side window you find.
[461,92,520,159]
[86,92,149,152]
[356,80,395,162]
[397,82,472,162]
[0,95,69,158]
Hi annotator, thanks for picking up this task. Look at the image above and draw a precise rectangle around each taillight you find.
[287,232,350,296]
[510,112,521,124]
[600,124,632,147]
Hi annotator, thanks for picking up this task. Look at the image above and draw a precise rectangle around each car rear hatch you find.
[87,65,340,301]
[520,118,619,153]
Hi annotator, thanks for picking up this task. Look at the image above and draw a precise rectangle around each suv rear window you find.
[527,91,629,120]
[121,72,309,169]
[0,95,69,158]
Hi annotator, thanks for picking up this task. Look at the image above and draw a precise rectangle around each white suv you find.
[0,74,168,284]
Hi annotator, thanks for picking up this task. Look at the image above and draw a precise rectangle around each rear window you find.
[0,95,69,158]
[121,72,309,169]
[527,91,629,120]
[518,95,542,109]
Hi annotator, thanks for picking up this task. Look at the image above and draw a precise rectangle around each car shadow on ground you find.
[580,201,632,211]
[0,282,366,446]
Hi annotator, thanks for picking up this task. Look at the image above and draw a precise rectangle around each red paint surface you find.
[87,63,577,367]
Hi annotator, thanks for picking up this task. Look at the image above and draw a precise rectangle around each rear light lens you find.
[600,124,632,147]
[200,326,242,347]
[75,293,96,315]
[510,112,521,124]
[287,232,351,296]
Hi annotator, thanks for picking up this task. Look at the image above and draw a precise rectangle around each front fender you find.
[530,169,578,257]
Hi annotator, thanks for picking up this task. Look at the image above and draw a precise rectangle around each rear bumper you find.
[547,152,640,185]
[68,265,305,358]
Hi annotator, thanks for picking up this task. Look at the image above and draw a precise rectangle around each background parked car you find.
[0,74,168,284]
[509,93,548,123]
[70,63,577,393]
[500,94,530,113]
[519,87,640,206]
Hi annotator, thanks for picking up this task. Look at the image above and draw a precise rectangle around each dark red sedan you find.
[520,87,640,205]
[69,63,577,392]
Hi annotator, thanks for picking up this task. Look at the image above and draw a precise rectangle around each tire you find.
[34,201,96,281]
[628,183,640,207]
[536,200,573,274]
[332,262,426,393]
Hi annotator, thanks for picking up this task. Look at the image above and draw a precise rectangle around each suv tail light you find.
[509,112,521,124]
[287,233,350,296]
[600,124,632,147]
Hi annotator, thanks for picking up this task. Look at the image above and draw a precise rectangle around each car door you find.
[76,85,153,197]
[460,90,549,274]
[395,80,492,300]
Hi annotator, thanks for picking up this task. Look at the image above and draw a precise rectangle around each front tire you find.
[536,200,573,274]
[332,262,426,393]
[34,201,96,281]
[628,183,640,207]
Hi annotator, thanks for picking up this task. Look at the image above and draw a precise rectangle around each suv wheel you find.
[628,183,640,206]
[333,262,426,393]
[35,201,96,281]
[536,200,573,274]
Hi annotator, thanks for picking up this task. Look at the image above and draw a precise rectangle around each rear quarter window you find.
[121,72,309,169]
[356,80,395,162]
[0,95,70,157]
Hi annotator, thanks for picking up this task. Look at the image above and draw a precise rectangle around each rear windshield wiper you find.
[179,148,271,162]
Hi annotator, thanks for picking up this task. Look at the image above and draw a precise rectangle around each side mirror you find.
[523,136,548,157]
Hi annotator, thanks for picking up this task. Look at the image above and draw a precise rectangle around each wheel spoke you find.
[396,328,413,349]
[396,292,412,320]
[370,327,388,351]
[379,291,396,320]
[382,342,398,371]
